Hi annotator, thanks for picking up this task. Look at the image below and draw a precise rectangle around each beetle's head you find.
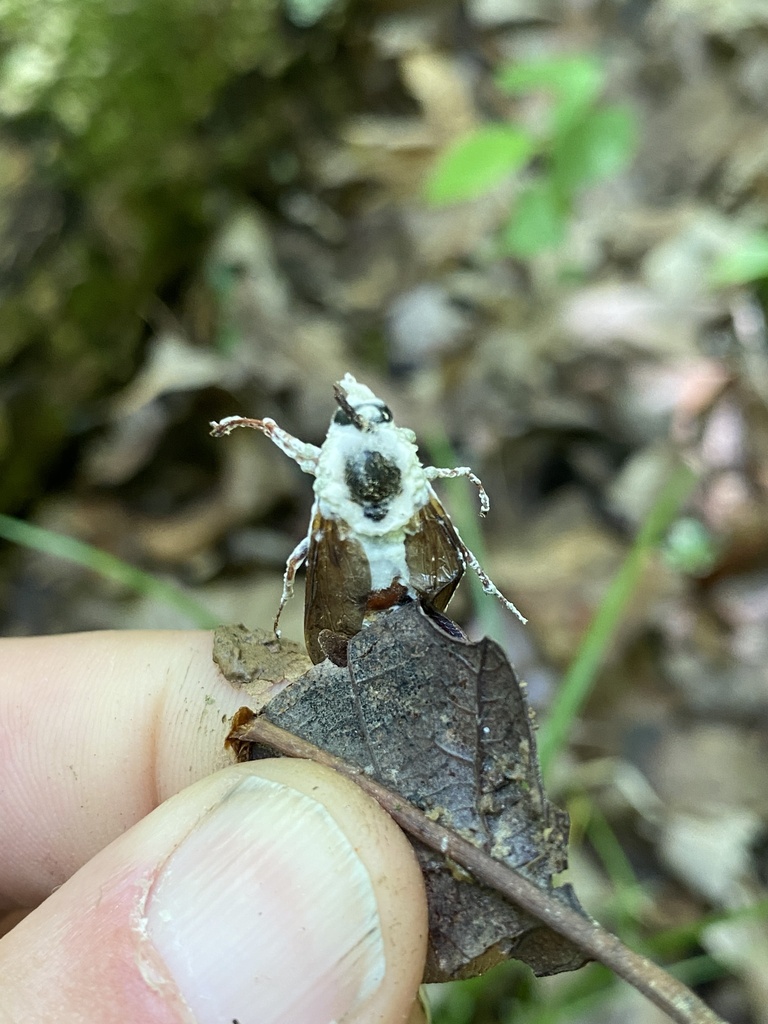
[332,374,394,432]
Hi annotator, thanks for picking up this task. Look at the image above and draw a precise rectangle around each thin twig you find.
[233,714,727,1024]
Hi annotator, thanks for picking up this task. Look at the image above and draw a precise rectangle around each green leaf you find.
[662,517,718,575]
[284,0,339,28]
[710,231,768,285]
[497,54,605,133]
[503,181,567,256]
[425,125,534,204]
[552,104,636,194]
[497,53,604,101]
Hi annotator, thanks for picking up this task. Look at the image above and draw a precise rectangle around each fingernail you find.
[145,775,385,1024]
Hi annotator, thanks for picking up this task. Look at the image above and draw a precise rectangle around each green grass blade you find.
[0,513,220,629]
[537,462,697,776]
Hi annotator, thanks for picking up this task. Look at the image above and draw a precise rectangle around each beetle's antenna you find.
[333,383,365,429]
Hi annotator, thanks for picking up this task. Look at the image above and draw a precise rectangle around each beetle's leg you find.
[274,534,310,638]
[424,465,490,516]
[210,416,321,475]
[453,528,527,624]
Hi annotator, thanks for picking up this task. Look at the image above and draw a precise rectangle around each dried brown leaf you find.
[215,603,587,981]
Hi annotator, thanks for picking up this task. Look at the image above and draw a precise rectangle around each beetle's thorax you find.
[314,419,429,537]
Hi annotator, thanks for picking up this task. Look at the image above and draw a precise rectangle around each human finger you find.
[1,759,428,1024]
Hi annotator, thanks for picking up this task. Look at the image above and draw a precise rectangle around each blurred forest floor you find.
[2,1,768,1021]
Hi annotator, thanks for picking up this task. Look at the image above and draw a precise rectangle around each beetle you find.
[211,374,526,663]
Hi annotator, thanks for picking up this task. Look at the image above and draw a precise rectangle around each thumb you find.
[0,760,428,1024]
